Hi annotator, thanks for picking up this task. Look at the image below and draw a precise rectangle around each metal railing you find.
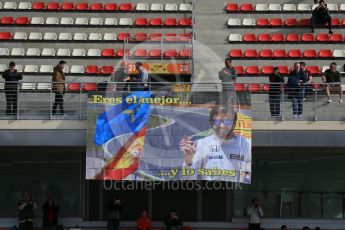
[0,82,343,121]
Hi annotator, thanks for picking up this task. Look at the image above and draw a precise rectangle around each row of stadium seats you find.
[0,32,193,42]
[228,49,345,58]
[0,48,192,58]
[229,33,344,42]
[0,16,193,27]
[0,2,192,12]
[226,3,345,12]
[232,66,331,75]
[228,18,345,27]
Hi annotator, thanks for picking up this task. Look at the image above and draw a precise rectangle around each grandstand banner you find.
[127,63,191,75]
[86,91,252,183]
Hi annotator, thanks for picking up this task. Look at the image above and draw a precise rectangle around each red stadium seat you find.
[299,19,311,27]
[244,49,258,58]
[1,17,14,24]
[241,4,254,12]
[288,49,302,58]
[286,33,300,42]
[165,33,178,41]
[102,49,116,57]
[116,49,131,57]
[105,3,117,11]
[47,2,60,10]
[101,66,114,74]
[342,19,345,26]
[83,83,97,91]
[312,83,321,90]
[150,18,163,26]
[134,49,148,57]
[262,66,274,74]
[226,4,239,12]
[229,49,243,58]
[330,33,343,42]
[117,33,131,41]
[134,33,148,41]
[259,49,273,58]
[68,83,81,91]
[179,33,193,41]
[271,33,285,42]
[61,3,74,10]
[284,18,298,27]
[243,34,256,42]
[15,17,30,25]
[0,32,12,40]
[179,18,192,26]
[119,3,133,11]
[76,3,88,11]
[179,49,192,58]
[301,33,315,42]
[331,18,341,27]
[270,18,283,27]
[273,49,287,58]
[262,84,270,92]
[318,49,333,58]
[316,33,329,42]
[248,83,261,92]
[257,34,271,42]
[235,83,246,92]
[246,66,259,75]
[164,49,178,58]
[86,65,99,74]
[149,49,162,57]
[234,66,244,75]
[303,49,317,58]
[257,18,269,27]
[135,18,149,26]
[278,66,289,74]
[150,33,162,41]
[90,3,103,11]
[165,18,178,26]
[32,2,46,10]
[306,66,320,74]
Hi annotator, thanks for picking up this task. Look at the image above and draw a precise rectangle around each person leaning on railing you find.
[2,61,22,116]
[287,62,304,118]
[322,62,343,103]
[52,60,66,116]
[110,61,130,91]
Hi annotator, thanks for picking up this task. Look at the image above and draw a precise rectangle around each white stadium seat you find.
[150,3,163,11]
[89,18,103,25]
[3,2,17,9]
[26,48,40,56]
[24,65,38,73]
[242,18,256,26]
[29,32,43,40]
[31,17,44,25]
[165,3,178,11]
[15,65,23,72]
[57,48,70,56]
[269,4,281,11]
[75,18,88,25]
[297,4,311,11]
[45,17,59,25]
[104,18,117,26]
[0,64,6,72]
[63,65,69,73]
[37,83,51,90]
[18,2,31,9]
[21,83,36,90]
[13,32,27,40]
[60,17,74,25]
[88,33,102,41]
[136,3,149,11]
[72,49,86,57]
[87,49,101,56]
[103,33,117,41]
[340,4,345,11]
[118,18,132,26]
[39,65,53,73]
[333,50,345,57]
[58,33,72,40]
[179,3,192,11]
[73,33,87,41]
[0,83,4,90]
[228,18,241,26]
[41,48,55,56]
[70,65,84,74]
[0,48,10,56]
[11,48,25,56]
[43,32,57,40]
[283,4,296,11]
[0,3,2,9]
[229,34,242,42]
[255,4,268,11]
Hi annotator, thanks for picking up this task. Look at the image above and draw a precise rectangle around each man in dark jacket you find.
[164,210,183,230]
[311,0,333,34]
[18,192,37,230]
[110,62,129,91]
[2,61,22,115]
[42,192,59,230]
[268,67,285,117]
[107,195,122,230]
[287,63,304,118]
[219,58,237,106]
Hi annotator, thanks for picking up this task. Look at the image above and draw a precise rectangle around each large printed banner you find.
[86,91,252,183]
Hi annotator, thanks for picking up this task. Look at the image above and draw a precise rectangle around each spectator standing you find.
[107,195,122,230]
[268,67,285,117]
[136,210,151,230]
[300,62,313,101]
[52,60,66,116]
[18,192,37,230]
[111,62,129,91]
[322,62,342,103]
[281,225,289,230]
[219,58,237,106]
[164,210,183,230]
[311,0,333,34]
[42,192,59,230]
[247,198,264,230]
[2,61,22,115]
[287,63,304,118]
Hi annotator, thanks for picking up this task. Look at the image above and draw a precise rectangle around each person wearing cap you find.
[2,61,22,115]
[52,60,66,116]
[110,62,130,91]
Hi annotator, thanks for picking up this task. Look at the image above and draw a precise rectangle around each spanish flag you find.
[95,128,146,180]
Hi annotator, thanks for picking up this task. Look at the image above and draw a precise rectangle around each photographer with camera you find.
[311,0,333,34]
[18,192,37,230]
[247,198,264,230]
[2,61,22,116]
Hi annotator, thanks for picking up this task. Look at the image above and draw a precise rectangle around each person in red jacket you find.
[136,210,151,230]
